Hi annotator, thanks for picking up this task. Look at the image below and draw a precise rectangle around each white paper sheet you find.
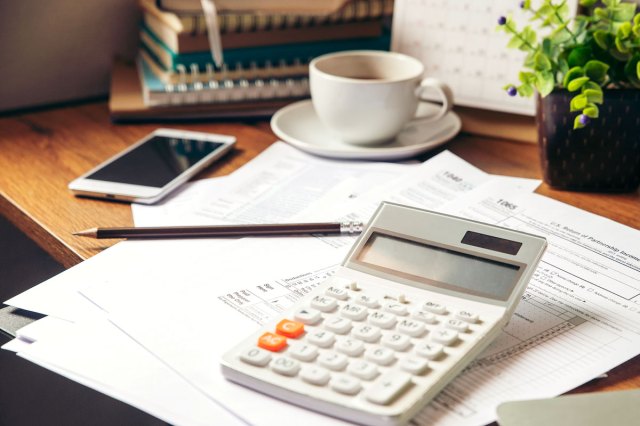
[131,176,229,226]
[83,179,541,426]
[102,184,639,426]
[4,145,545,426]
[15,318,245,426]
[410,190,640,426]
[189,141,415,225]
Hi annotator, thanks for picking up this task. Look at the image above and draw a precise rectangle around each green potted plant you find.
[497,0,640,192]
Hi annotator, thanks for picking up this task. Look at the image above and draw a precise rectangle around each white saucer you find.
[270,99,461,161]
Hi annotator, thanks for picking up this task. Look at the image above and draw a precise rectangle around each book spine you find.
[158,0,394,34]
[141,25,391,73]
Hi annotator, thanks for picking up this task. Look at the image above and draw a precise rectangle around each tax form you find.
[102,185,639,426]
[413,190,640,425]
[3,147,505,425]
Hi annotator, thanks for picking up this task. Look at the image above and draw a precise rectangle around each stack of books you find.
[110,0,394,121]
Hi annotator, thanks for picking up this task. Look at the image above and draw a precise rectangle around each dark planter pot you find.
[536,89,640,192]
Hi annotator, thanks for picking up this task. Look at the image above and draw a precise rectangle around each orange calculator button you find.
[257,332,287,352]
[276,319,305,338]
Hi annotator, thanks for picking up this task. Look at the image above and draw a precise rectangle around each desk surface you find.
[0,101,639,396]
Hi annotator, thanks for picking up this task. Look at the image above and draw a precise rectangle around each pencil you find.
[72,222,364,239]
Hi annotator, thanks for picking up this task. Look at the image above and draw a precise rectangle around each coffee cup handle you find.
[410,78,454,124]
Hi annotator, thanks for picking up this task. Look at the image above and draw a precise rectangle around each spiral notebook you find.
[138,56,309,107]
[109,59,293,121]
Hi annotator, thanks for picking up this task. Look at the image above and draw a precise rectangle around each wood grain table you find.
[0,100,638,410]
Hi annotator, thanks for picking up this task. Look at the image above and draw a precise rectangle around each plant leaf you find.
[579,0,597,6]
[612,3,636,22]
[602,0,620,7]
[573,115,586,130]
[507,35,524,49]
[522,26,537,47]
[518,83,535,97]
[593,30,612,49]
[584,60,610,83]
[582,81,602,92]
[519,71,536,84]
[568,46,592,67]
[563,66,585,88]
[624,54,640,86]
[594,7,609,20]
[536,71,555,96]
[583,104,599,118]
[583,89,604,103]
[615,36,630,54]
[618,22,632,38]
[568,76,590,92]
[570,94,588,111]
[534,52,552,71]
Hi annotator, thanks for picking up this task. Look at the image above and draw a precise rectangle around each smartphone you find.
[68,128,236,204]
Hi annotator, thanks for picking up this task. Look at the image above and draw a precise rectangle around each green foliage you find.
[498,0,640,129]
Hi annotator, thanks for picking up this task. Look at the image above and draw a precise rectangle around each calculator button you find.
[455,310,479,323]
[288,342,318,362]
[335,338,365,357]
[293,307,322,325]
[421,301,447,315]
[383,302,408,316]
[324,316,352,334]
[340,304,368,321]
[310,296,338,312]
[239,347,272,367]
[307,330,336,348]
[330,374,361,395]
[400,357,430,375]
[258,332,287,352]
[411,310,437,324]
[431,329,458,345]
[300,365,331,385]
[317,352,348,371]
[365,371,412,405]
[347,360,379,380]
[365,346,396,366]
[325,286,349,300]
[368,311,396,329]
[445,319,469,332]
[276,319,305,338]
[397,319,426,337]
[325,276,356,290]
[381,333,411,351]
[354,294,379,308]
[352,324,382,343]
[415,342,444,360]
[271,357,300,376]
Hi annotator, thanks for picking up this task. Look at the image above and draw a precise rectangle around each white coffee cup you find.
[309,50,454,146]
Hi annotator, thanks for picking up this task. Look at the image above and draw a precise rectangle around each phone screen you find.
[87,135,224,188]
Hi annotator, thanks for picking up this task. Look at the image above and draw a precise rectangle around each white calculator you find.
[221,202,547,426]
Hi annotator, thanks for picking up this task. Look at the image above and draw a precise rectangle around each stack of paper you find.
[4,142,640,426]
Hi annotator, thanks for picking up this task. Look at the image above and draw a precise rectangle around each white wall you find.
[0,0,140,112]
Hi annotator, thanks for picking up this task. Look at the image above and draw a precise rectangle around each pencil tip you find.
[73,228,97,238]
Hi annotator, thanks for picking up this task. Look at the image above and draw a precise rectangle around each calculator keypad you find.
[234,278,490,409]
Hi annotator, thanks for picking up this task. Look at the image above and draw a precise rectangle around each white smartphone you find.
[68,128,236,204]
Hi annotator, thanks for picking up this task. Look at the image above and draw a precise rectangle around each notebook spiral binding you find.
[152,60,310,106]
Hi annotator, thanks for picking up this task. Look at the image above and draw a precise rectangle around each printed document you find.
[101,187,639,426]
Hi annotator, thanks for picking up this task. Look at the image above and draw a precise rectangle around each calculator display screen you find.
[357,233,521,301]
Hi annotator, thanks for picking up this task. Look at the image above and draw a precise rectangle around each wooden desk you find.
[0,101,638,400]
